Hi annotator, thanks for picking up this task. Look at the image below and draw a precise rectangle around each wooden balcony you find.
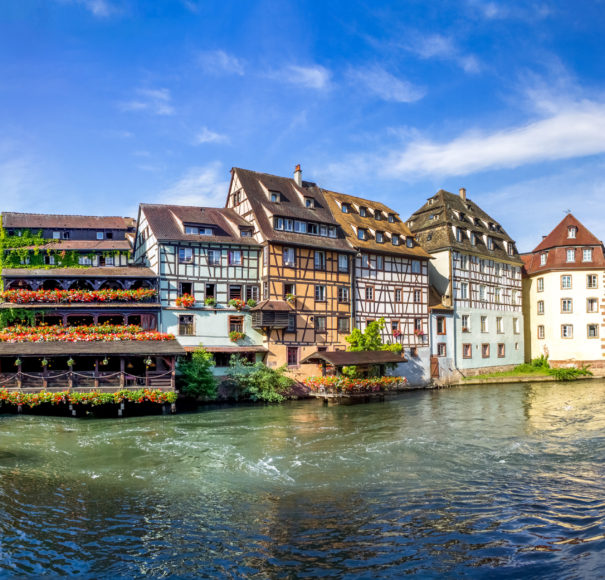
[250,299,293,329]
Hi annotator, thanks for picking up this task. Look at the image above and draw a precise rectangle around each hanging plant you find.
[14,358,22,367]
[41,358,49,367]
[67,357,75,367]
[144,357,153,367]
[101,357,109,366]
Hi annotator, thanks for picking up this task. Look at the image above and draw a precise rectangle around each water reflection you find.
[0,382,604,576]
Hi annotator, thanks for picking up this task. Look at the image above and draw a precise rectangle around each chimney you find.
[459,187,466,201]
[294,164,302,187]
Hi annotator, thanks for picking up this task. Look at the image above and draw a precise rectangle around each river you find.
[0,380,604,578]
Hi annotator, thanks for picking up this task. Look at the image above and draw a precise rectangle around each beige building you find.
[522,214,605,371]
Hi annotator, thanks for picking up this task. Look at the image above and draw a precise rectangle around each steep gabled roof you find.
[322,190,431,259]
[231,167,355,252]
[533,214,602,252]
[140,204,259,246]
[407,189,522,264]
[2,212,131,230]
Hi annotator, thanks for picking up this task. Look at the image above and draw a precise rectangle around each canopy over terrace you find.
[301,350,407,376]
[0,340,185,392]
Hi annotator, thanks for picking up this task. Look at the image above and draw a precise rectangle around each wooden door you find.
[430,356,439,378]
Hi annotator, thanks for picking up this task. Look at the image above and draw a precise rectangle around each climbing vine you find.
[0,307,42,329]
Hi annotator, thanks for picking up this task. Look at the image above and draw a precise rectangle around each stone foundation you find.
[550,359,605,376]
[461,364,518,377]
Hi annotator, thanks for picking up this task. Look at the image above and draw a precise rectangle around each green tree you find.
[345,318,402,353]
[177,346,217,399]
[228,355,294,403]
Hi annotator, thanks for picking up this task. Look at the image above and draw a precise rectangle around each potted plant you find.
[101,357,109,366]
[176,294,195,308]
[229,330,246,343]
[14,358,22,367]
[144,357,153,367]
[247,298,257,308]
[67,358,75,367]
[414,328,424,337]
[41,358,49,367]
[286,293,295,303]
[204,297,216,307]
[228,298,246,310]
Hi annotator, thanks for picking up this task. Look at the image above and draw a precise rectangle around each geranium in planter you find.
[176,293,195,308]
[393,328,402,338]
[204,297,216,307]
[229,330,246,343]
[228,298,246,310]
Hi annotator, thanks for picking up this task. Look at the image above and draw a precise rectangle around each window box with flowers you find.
[204,297,217,307]
[229,331,246,343]
[176,294,195,308]
[229,298,246,311]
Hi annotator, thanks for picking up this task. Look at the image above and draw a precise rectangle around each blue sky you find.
[2,0,605,252]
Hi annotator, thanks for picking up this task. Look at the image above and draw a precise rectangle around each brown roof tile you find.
[0,340,184,357]
[2,212,132,230]
[2,267,156,278]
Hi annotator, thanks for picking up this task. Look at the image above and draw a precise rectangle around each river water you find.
[0,381,604,578]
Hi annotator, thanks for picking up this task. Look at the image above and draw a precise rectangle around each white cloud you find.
[386,100,605,178]
[283,65,331,90]
[119,88,175,116]
[56,0,115,18]
[198,50,245,76]
[158,162,229,207]
[195,127,229,145]
[404,34,481,74]
[348,66,424,103]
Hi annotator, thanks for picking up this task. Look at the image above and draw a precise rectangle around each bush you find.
[228,355,294,402]
[177,347,217,399]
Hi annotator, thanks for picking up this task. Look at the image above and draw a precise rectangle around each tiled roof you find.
[2,212,132,230]
[523,215,605,275]
[2,267,156,278]
[15,240,132,251]
[250,299,293,312]
[232,167,355,252]
[428,285,453,311]
[322,190,431,259]
[407,189,522,264]
[0,340,184,356]
[140,204,259,246]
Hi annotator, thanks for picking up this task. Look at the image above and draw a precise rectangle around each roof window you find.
[568,226,577,239]
[359,206,368,217]
[270,191,281,203]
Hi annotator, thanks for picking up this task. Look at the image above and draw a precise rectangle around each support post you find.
[43,364,48,390]
[94,358,99,389]
[120,357,125,388]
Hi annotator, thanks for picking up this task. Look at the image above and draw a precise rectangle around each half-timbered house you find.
[408,188,524,378]
[133,204,265,372]
[522,213,605,372]
[322,190,432,384]
[226,166,356,374]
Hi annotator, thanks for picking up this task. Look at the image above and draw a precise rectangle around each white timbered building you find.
[134,204,265,371]
[322,190,432,384]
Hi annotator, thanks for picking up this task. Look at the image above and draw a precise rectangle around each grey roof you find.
[0,340,184,357]
[2,212,132,230]
[140,204,259,246]
[2,267,157,278]
[407,189,522,264]
[232,168,356,252]
[301,350,407,366]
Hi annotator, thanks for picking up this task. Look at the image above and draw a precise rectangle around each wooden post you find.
[170,356,176,390]
[321,361,327,377]
[43,363,48,390]
[17,360,22,390]
[120,357,125,388]
[94,358,99,389]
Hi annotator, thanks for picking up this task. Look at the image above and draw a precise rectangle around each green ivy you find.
[0,307,43,329]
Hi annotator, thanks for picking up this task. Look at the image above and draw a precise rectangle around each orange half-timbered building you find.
[226,166,356,375]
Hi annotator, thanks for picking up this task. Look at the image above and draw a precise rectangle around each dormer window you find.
[540,253,547,266]
[455,227,463,242]
[392,234,400,246]
[328,226,337,238]
[487,236,493,250]
[62,231,70,239]
[374,210,382,221]
[470,232,476,246]
[305,197,315,209]
[96,232,104,240]
[53,231,60,239]
[388,213,395,223]
[507,242,514,256]
[474,218,481,226]
[341,203,350,213]
[358,228,367,241]
[406,237,414,248]
[240,228,252,237]
[459,212,465,221]
[359,206,368,217]
[568,226,577,239]
[270,191,281,203]
[376,231,384,243]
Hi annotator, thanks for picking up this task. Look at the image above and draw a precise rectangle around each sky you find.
[2,0,605,252]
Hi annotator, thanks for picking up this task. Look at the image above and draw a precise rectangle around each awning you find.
[301,350,407,366]
[0,340,185,357]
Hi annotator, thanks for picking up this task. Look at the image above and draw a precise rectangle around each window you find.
[361,254,369,268]
[462,343,472,358]
[44,255,55,265]
[561,298,572,313]
[513,318,520,334]
[229,285,242,300]
[229,250,242,265]
[487,236,493,250]
[263,282,268,300]
[460,255,468,270]
[207,249,221,266]
[314,251,326,271]
[283,247,295,267]
[52,231,60,239]
[284,219,293,232]
[179,248,193,263]
[412,260,421,274]
[338,254,349,272]
[78,256,92,266]
[495,288,501,303]
[481,344,490,358]
[537,300,545,314]
[179,315,194,336]
[512,290,520,305]
[588,324,599,338]
[496,317,503,333]
[205,283,215,298]
[587,298,598,313]
[359,206,367,217]
[414,318,422,332]
[406,237,414,248]
[294,220,307,233]
[315,285,326,302]
[376,255,384,269]
[96,232,104,240]
[391,234,400,246]
[540,253,547,266]
[537,325,545,339]
[470,232,476,245]
[179,282,193,296]
[287,314,296,333]
[287,347,299,366]
[357,228,366,241]
[307,223,318,235]
[376,231,384,243]
[388,213,395,223]
[461,315,470,332]
[436,317,446,335]
[283,283,295,299]
[320,225,328,237]
[413,289,421,303]
[62,231,70,239]
[240,228,252,237]
[338,286,350,303]
[587,274,598,289]
[396,289,403,302]
[479,285,486,301]
[185,226,197,234]
[480,316,488,332]
[497,344,505,358]
[315,316,327,333]
[365,286,374,301]
[568,226,577,238]
[246,286,259,302]
[566,249,575,262]
[229,316,243,333]
[374,210,382,220]
[341,203,350,213]
[583,248,593,262]
[437,343,447,357]
[270,191,281,203]
[537,278,544,292]
[274,217,284,230]
[105,256,114,266]
[460,282,468,300]
[305,197,314,208]
[328,226,337,238]
[456,227,463,242]
[338,317,350,333]
[561,324,573,338]
[561,275,572,289]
